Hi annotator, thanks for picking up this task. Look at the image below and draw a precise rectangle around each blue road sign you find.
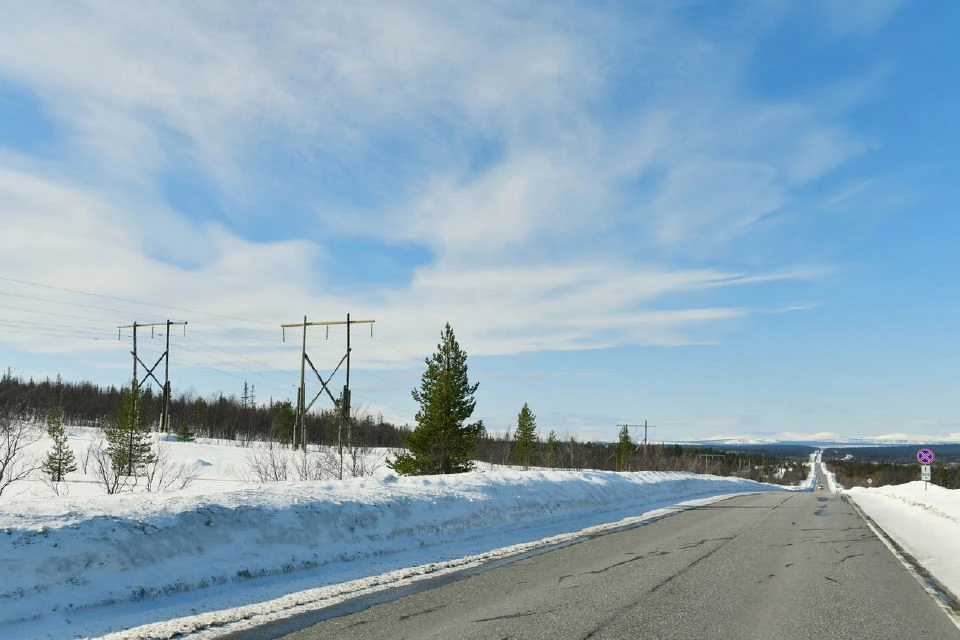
[917,448,935,465]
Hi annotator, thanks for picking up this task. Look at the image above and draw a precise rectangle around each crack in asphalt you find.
[473,609,542,623]
[558,550,671,584]
[397,604,444,621]
[838,553,865,564]
[557,554,647,584]
[649,537,738,594]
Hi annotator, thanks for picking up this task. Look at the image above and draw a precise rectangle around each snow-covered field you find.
[11,431,958,639]
[1,427,812,639]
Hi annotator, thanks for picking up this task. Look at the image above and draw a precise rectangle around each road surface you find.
[237,484,959,639]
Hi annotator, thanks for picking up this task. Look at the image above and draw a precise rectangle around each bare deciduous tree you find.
[0,396,39,496]
[89,434,129,495]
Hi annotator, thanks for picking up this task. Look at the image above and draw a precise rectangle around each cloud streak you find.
[0,1,900,432]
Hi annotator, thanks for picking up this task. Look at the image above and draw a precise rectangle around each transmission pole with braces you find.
[618,420,657,454]
[281,314,375,472]
[117,320,188,432]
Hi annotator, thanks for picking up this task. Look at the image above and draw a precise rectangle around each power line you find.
[0,322,114,341]
[0,302,115,325]
[174,342,294,396]
[0,289,141,318]
[0,316,109,335]
[181,334,293,387]
[175,350,294,397]
[0,276,276,328]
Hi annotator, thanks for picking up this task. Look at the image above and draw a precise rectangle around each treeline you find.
[476,435,808,484]
[0,370,409,449]
[823,445,960,465]
[826,458,960,489]
[2,369,809,484]
[1,369,124,427]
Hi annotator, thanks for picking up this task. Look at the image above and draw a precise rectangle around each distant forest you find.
[1,368,809,482]
[824,446,960,490]
[0,368,408,448]
[823,445,960,465]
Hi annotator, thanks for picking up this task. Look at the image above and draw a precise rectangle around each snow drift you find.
[1,469,799,639]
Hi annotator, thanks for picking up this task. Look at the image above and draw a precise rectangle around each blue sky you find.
[0,1,957,443]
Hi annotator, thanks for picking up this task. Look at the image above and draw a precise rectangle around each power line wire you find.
[0,276,275,328]
[181,334,293,387]
[174,342,295,396]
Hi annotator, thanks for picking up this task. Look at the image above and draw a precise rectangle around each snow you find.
[1,427,812,639]
[15,432,960,639]
[846,481,960,604]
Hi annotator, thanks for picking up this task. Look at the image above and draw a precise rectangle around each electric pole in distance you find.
[618,420,657,454]
[281,314,375,467]
[117,320,187,432]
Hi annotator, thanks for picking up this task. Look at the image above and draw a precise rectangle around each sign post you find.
[917,448,935,490]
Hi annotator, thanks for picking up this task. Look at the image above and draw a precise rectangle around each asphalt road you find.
[244,483,959,640]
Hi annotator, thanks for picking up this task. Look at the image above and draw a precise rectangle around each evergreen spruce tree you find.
[176,421,196,442]
[105,386,156,477]
[390,323,484,475]
[274,400,295,446]
[42,408,77,482]
[615,423,633,471]
[513,403,538,470]
[545,430,560,469]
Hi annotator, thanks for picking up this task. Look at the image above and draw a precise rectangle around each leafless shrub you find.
[292,448,325,481]
[339,408,388,478]
[144,437,200,492]
[42,472,69,496]
[81,441,93,474]
[89,434,133,495]
[347,442,387,478]
[243,441,291,482]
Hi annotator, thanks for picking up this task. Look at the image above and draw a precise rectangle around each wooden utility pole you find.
[298,315,307,449]
[118,320,187,432]
[281,314,374,462]
[618,421,657,454]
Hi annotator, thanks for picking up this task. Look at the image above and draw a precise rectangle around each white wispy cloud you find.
[0,1,895,381]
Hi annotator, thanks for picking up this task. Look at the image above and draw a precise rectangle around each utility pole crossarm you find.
[281,319,375,328]
[118,321,187,330]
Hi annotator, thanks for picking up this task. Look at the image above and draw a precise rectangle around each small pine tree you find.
[105,386,156,477]
[513,403,538,470]
[545,430,560,469]
[176,422,196,442]
[42,408,77,482]
[390,323,484,475]
[615,424,633,472]
[274,400,295,445]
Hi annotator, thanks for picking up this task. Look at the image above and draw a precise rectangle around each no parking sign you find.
[917,448,935,489]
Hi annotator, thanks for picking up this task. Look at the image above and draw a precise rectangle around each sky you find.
[0,0,958,443]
